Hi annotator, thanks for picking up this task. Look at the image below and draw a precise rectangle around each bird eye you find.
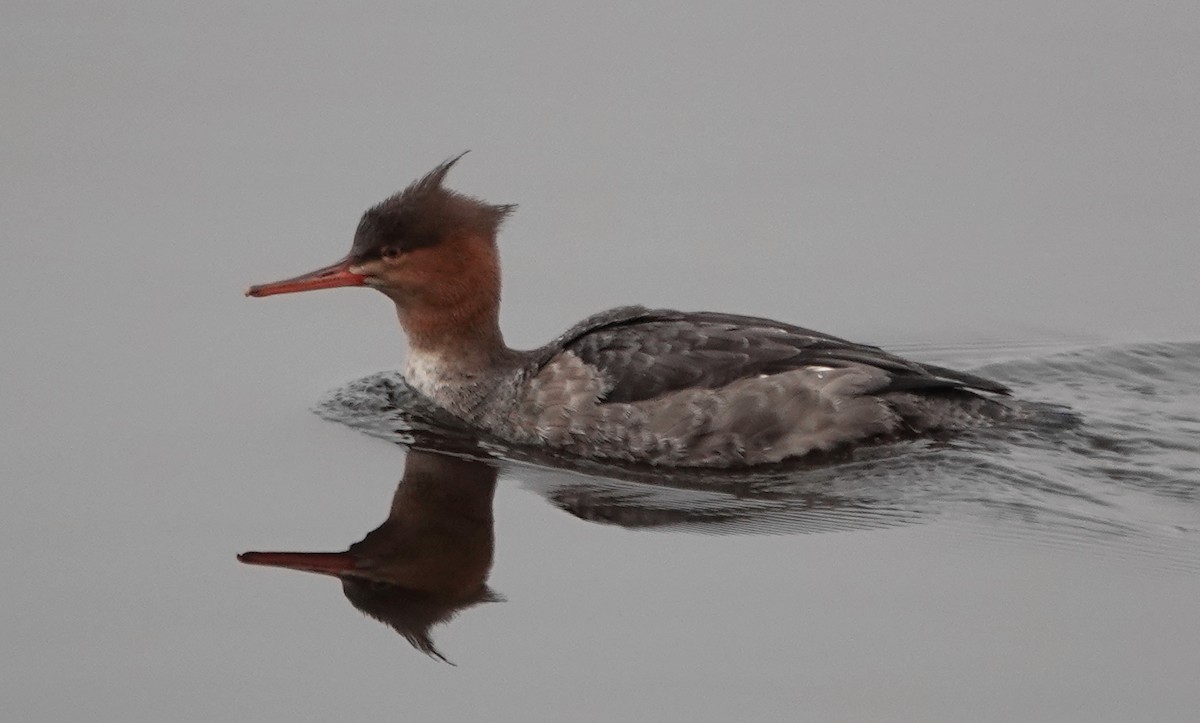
[381,246,399,260]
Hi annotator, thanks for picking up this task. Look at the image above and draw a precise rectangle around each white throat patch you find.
[404,348,448,397]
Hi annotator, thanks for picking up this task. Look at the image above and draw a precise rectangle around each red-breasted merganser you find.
[247,154,1013,467]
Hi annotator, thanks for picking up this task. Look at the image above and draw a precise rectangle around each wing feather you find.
[534,307,1011,404]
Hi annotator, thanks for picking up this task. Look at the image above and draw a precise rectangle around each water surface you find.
[3,2,1200,721]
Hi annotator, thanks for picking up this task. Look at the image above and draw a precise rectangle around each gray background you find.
[3,2,1198,721]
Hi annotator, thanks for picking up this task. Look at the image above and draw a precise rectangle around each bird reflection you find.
[240,399,938,664]
[514,444,933,536]
[239,450,500,663]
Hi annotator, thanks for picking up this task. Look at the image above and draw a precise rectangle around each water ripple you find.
[316,340,1200,570]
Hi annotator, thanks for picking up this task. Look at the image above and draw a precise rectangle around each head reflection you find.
[239,450,500,663]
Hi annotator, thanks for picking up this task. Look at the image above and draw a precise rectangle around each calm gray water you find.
[4,3,1200,721]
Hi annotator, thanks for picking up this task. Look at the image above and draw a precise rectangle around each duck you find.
[247,154,1013,467]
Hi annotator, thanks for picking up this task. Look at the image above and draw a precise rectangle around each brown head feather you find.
[350,153,516,261]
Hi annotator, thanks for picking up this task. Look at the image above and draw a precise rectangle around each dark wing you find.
[536,306,1010,404]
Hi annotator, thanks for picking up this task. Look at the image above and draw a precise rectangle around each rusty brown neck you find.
[392,236,510,369]
[397,302,505,365]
